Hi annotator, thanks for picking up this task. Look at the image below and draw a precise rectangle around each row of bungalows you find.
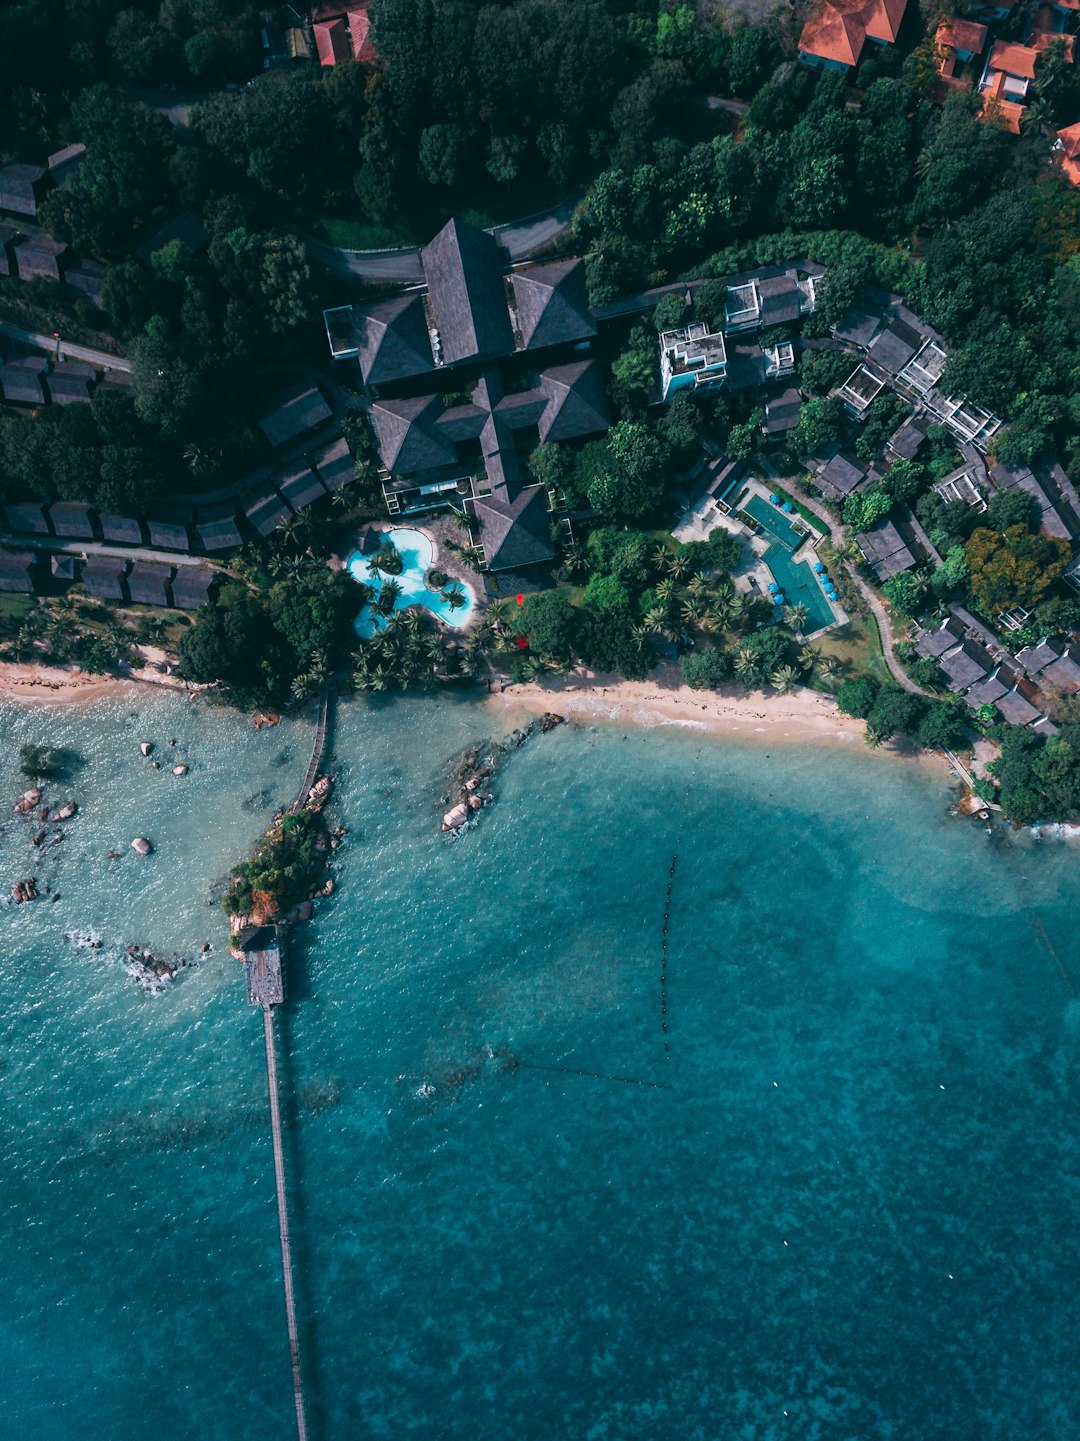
[916,608,1071,733]
[0,224,104,306]
[0,546,217,608]
[0,356,96,407]
[0,434,356,555]
[0,145,85,221]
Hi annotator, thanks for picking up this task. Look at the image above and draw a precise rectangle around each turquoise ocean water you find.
[1,690,1078,1441]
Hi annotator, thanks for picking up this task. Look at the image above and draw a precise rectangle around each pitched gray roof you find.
[146,517,192,552]
[1,357,46,405]
[82,556,128,600]
[3,501,49,534]
[995,689,1040,725]
[99,513,145,545]
[12,232,67,280]
[421,218,513,365]
[0,548,35,592]
[46,361,94,405]
[917,616,966,658]
[938,641,993,691]
[276,463,326,513]
[196,506,243,551]
[538,360,610,442]
[354,294,434,386]
[49,502,96,539]
[763,388,802,434]
[244,488,292,537]
[47,142,86,188]
[868,317,924,375]
[170,567,217,608]
[310,435,355,492]
[509,259,595,350]
[472,486,555,571]
[127,561,174,606]
[965,673,1009,705]
[369,395,456,474]
[818,451,867,498]
[0,162,49,216]
[257,383,332,448]
[1042,650,1080,694]
[757,274,802,325]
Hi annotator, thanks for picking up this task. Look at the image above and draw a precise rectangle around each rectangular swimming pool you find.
[763,543,836,635]
[741,493,808,552]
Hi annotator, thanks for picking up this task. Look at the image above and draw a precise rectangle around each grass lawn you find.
[316,218,414,250]
[0,593,35,640]
[816,611,891,687]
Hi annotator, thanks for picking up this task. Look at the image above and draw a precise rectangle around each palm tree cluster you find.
[641,544,754,650]
[352,609,471,692]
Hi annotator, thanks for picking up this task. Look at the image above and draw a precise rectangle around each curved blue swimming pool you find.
[347,527,476,638]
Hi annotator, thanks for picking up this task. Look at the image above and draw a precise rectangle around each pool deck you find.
[673,477,847,639]
[349,518,484,636]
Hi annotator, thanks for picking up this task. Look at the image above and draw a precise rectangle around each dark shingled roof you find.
[196,506,243,552]
[134,208,209,265]
[1015,638,1062,676]
[276,463,326,513]
[245,489,292,537]
[763,387,803,435]
[995,689,1040,725]
[421,218,513,365]
[82,556,128,600]
[868,317,925,375]
[12,232,67,281]
[49,502,96,539]
[369,395,456,474]
[472,486,555,571]
[3,501,49,534]
[888,412,930,460]
[509,259,595,351]
[146,517,192,552]
[917,616,966,658]
[170,567,217,609]
[817,450,867,498]
[353,294,433,386]
[855,518,916,579]
[50,553,78,581]
[65,258,107,308]
[538,360,610,442]
[0,221,17,276]
[310,435,355,492]
[757,274,802,325]
[938,640,993,691]
[127,561,174,606]
[45,361,95,405]
[258,383,332,448]
[965,673,1009,706]
[1,357,47,406]
[0,162,50,217]
[47,142,86,188]
[1042,648,1080,694]
[99,513,145,545]
[0,548,36,592]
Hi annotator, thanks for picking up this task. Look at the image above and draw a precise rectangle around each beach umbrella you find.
[767,581,778,592]
[782,501,794,513]
[774,593,786,605]
[813,562,824,574]
[769,493,780,504]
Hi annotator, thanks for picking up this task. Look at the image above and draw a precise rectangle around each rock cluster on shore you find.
[441,714,565,834]
[10,784,80,897]
[11,877,38,903]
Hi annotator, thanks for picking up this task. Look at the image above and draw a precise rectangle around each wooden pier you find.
[292,688,330,813]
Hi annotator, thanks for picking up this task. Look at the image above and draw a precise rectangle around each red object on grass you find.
[516,636,529,649]
[515,593,525,605]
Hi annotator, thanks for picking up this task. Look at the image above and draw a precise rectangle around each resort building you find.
[310,2,376,65]
[659,322,728,401]
[0,162,52,218]
[979,33,1075,131]
[798,0,909,70]
[1054,122,1080,185]
[325,217,609,575]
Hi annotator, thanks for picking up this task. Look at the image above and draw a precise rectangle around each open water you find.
[0,690,1078,1441]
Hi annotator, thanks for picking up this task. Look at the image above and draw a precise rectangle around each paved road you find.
[0,323,131,373]
[493,194,581,261]
[1,533,222,569]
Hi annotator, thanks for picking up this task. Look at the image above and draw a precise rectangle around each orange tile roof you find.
[1060,154,1080,185]
[861,0,908,43]
[798,0,909,65]
[311,3,375,65]
[935,18,988,53]
[1031,30,1076,63]
[980,76,1024,133]
[1057,121,1080,159]
[987,39,1038,80]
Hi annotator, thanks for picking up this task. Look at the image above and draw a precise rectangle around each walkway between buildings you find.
[0,322,131,372]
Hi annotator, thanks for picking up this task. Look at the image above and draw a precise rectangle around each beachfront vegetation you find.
[221,807,326,921]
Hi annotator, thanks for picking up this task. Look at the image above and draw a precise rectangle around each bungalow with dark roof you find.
[0,548,37,593]
[342,294,433,388]
[508,259,595,353]
[868,316,927,376]
[965,671,1010,707]
[421,219,514,367]
[1042,644,1080,694]
[311,2,376,64]
[469,487,556,572]
[48,502,97,540]
[0,357,47,406]
[816,450,869,499]
[798,0,909,70]
[45,362,95,405]
[128,561,174,607]
[310,435,355,492]
[146,515,192,552]
[170,567,217,609]
[258,383,332,449]
[276,463,327,513]
[888,411,930,460]
[81,557,128,601]
[0,222,17,277]
[196,505,243,552]
[917,615,967,658]
[50,554,78,583]
[12,231,68,282]
[99,513,145,545]
[763,388,803,437]
[0,163,53,218]
[47,143,86,189]
[855,517,917,579]
[1016,637,1062,675]
[245,488,292,538]
[2,500,49,535]
[995,688,1042,725]
[938,639,994,692]
[65,259,107,310]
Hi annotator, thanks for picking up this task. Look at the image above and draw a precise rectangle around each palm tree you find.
[652,542,672,569]
[733,648,758,682]
[460,544,485,570]
[486,599,513,639]
[784,602,809,633]
[630,623,653,647]
[1021,95,1056,136]
[378,579,403,615]
[799,645,822,674]
[442,582,467,610]
[666,551,691,581]
[816,654,840,682]
[771,664,800,694]
[685,575,712,602]
[680,596,707,630]
[655,577,677,606]
[643,605,668,634]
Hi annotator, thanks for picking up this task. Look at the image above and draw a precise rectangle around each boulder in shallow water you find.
[54,802,77,821]
[140,742,153,757]
[11,878,38,902]
[14,787,41,814]
[131,837,152,856]
[172,765,188,776]
[442,802,469,831]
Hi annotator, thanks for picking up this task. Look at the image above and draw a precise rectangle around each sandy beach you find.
[0,654,186,707]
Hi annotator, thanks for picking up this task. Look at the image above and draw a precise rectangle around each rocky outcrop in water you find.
[131,837,152,856]
[13,788,41,814]
[11,877,38,902]
[440,714,565,835]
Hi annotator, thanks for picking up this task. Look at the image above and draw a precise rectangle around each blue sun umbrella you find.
[767,581,779,592]
[769,492,780,504]
[782,501,794,513]
[774,593,786,606]
[813,561,825,574]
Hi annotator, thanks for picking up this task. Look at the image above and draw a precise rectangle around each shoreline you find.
[484,663,952,776]
[0,659,186,707]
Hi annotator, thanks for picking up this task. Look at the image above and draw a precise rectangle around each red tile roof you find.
[311,3,375,65]
[935,17,988,53]
[979,73,1024,132]
[798,0,908,66]
[1057,123,1080,184]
